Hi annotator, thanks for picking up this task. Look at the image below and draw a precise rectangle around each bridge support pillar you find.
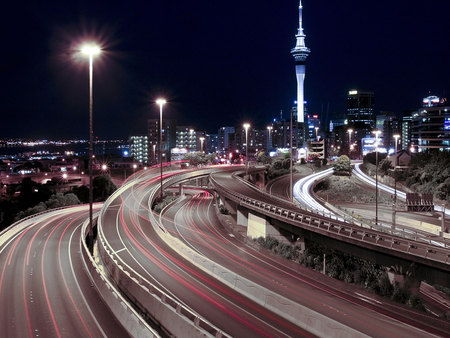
[247,212,284,241]
[179,183,184,196]
[237,207,248,227]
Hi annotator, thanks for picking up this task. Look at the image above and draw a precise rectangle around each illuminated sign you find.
[349,90,358,95]
[445,117,450,131]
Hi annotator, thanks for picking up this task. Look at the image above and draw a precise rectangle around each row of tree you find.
[0,175,117,230]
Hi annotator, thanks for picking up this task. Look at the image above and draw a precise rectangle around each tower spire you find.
[291,0,310,125]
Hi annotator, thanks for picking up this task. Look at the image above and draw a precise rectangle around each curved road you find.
[99,166,310,337]
[0,205,128,337]
[203,172,450,336]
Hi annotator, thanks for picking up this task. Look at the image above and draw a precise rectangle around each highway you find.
[160,186,450,336]
[0,205,128,337]
[98,166,311,337]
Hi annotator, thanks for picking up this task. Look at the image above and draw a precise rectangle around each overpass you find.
[210,169,450,284]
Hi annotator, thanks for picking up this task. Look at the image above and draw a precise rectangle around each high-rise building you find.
[148,119,176,162]
[176,127,197,151]
[218,127,235,154]
[291,1,310,124]
[377,111,400,149]
[347,90,375,129]
[206,134,218,154]
[129,135,149,164]
[401,115,413,151]
[411,96,450,152]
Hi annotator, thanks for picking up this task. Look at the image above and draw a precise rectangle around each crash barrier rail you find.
[97,168,228,338]
[210,174,450,268]
[233,168,450,250]
[80,218,158,337]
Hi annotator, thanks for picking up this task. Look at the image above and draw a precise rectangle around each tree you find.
[333,155,352,176]
[256,150,272,164]
[183,152,215,166]
[93,175,117,201]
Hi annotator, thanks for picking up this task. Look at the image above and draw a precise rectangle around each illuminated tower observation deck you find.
[291,0,310,123]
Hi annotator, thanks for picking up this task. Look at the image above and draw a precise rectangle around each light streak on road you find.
[293,168,334,215]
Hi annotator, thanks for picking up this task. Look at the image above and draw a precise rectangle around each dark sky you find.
[1,1,449,139]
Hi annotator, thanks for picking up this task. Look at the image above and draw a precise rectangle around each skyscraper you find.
[347,90,375,129]
[291,1,310,124]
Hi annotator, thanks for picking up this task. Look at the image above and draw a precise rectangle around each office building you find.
[130,135,149,164]
[411,96,450,152]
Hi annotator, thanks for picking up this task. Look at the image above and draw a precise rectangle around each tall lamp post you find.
[199,137,205,153]
[267,126,273,151]
[156,98,167,202]
[243,123,250,176]
[373,129,382,225]
[80,43,101,252]
[347,128,353,153]
[393,133,400,207]
[315,127,319,141]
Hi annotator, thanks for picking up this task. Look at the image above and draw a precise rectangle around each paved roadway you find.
[179,175,450,337]
[99,166,311,337]
[0,205,128,337]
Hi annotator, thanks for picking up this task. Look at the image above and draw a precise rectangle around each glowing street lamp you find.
[156,98,167,201]
[393,134,400,155]
[80,42,101,252]
[101,164,108,171]
[199,137,205,153]
[243,123,250,176]
[348,128,353,146]
[267,125,273,150]
[315,127,319,141]
[373,129,382,225]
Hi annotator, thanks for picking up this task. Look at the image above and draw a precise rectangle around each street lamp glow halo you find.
[156,98,167,106]
[81,44,101,57]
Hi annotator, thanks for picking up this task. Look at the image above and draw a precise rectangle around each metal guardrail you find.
[210,174,450,268]
[97,168,229,338]
[235,170,450,249]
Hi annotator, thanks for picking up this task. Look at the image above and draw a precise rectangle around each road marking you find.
[112,247,126,255]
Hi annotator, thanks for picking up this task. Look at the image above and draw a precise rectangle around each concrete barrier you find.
[80,218,159,337]
[157,206,366,338]
[96,180,229,338]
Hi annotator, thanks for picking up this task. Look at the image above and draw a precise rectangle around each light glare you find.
[81,44,101,57]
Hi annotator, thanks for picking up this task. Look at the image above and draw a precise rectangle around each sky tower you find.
[291,0,310,123]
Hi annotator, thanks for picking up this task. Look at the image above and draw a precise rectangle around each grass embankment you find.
[255,237,433,313]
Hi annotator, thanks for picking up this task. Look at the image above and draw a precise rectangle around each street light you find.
[315,127,319,141]
[393,134,400,156]
[267,126,273,151]
[156,98,167,202]
[199,137,205,153]
[243,123,250,176]
[348,128,353,149]
[80,42,101,252]
[373,129,382,225]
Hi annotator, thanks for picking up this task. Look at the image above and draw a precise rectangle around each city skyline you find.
[2,0,450,139]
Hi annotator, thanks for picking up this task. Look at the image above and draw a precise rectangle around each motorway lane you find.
[0,205,128,337]
[99,167,312,337]
[162,188,450,337]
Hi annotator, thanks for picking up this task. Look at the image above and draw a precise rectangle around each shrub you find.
[408,295,426,312]
[391,283,410,304]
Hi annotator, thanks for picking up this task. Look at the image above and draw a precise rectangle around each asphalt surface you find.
[210,169,450,336]
[99,166,311,337]
[0,205,128,337]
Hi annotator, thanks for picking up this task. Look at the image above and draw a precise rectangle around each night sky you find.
[1,1,449,139]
